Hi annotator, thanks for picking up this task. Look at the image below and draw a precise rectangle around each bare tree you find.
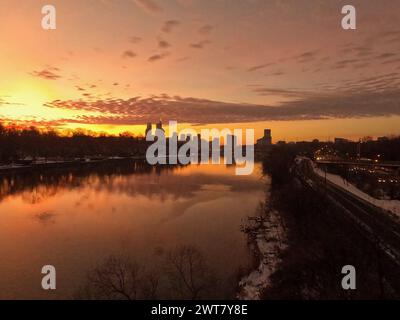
[165,245,216,299]
[140,271,160,299]
[75,245,216,300]
[76,255,159,300]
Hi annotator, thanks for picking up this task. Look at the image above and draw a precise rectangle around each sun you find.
[0,80,77,121]
[10,79,57,103]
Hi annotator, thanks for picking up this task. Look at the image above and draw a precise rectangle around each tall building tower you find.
[256,129,272,147]
[156,120,165,132]
[145,123,152,137]
[264,129,272,145]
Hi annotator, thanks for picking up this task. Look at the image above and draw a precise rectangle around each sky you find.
[1,0,400,141]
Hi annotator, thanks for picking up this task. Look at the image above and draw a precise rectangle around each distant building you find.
[156,120,165,132]
[378,136,389,142]
[145,123,152,137]
[145,121,165,137]
[256,129,272,146]
[276,140,286,145]
[255,129,272,155]
[334,137,349,144]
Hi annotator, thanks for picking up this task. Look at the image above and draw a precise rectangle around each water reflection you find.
[0,160,266,299]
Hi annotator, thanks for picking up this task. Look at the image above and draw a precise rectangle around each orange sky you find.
[1,0,400,142]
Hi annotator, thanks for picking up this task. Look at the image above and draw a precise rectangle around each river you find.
[0,160,267,299]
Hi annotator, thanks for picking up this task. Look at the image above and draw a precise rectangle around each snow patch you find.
[238,210,287,300]
[311,162,400,218]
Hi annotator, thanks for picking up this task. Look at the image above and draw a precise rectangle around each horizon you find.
[1,120,397,145]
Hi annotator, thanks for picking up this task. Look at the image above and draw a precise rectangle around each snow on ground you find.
[312,163,400,218]
[238,210,287,300]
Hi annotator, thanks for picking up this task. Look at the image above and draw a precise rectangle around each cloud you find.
[332,59,362,70]
[353,62,370,69]
[382,58,400,65]
[147,52,169,62]
[176,56,189,62]
[162,20,180,33]
[29,67,61,80]
[158,40,170,49]
[198,25,214,35]
[247,63,275,72]
[0,96,24,106]
[252,88,317,99]
[367,30,400,45]
[267,70,285,76]
[354,47,373,57]
[129,36,142,44]
[0,117,65,128]
[190,40,210,49]
[294,50,319,63]
[122,50,137,58]
[376,52,397,60]
[44,77,400,125]
[132,0,162,14]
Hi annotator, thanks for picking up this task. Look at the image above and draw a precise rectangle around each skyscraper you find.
[264,129,272,145]
[256,129,272,146]
[145,123,152,137]
[156,120,164,132]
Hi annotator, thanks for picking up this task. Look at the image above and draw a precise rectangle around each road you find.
[295,157,400,275]
[316,159,400,168]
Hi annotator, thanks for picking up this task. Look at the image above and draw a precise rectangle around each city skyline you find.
[1,0,400,141]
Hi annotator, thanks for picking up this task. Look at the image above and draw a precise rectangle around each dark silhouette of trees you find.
[75,245,217,300]
[0,123,148,163]
[164,245,216,300]
[75,255,160,300]
[312,137,400,162]
[263,145,297,186]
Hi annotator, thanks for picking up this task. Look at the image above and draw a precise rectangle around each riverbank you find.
[257,147,400,299]
[237,203,287,300]
[0,156,146,174]
[236,144,400,299]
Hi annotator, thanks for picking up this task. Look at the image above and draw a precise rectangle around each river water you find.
[0,160,267,299]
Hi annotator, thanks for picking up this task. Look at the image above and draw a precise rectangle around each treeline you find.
[264,136,400,166]
[334,137,400,161]
[0,124,148,163]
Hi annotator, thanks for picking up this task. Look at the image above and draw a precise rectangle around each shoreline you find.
[237,201,287,300]
[0,157,147,174]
